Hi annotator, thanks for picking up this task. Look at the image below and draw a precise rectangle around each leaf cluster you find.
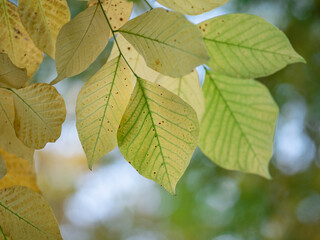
[0,0,304,238]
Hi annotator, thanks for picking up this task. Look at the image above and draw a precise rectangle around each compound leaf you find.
[0,88,34,163]
[199,71,278,177]
[0,186,62,240]
[198,14,305,79]
[117,79,199,194]
[18,0,70,58]
[118,8,209,78]
[76,56,133,169]
[0,0,43,78]
[0,148,39,193]
[156,0,229,15]
[52,4,110,84]
[11,83,66,149]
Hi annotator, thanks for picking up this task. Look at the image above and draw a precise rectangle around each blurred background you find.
[26,0,320,239]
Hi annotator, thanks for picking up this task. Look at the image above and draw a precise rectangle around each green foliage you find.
[0,0,305,237]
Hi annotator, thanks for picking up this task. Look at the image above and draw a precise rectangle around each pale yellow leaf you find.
[0,53,28,89]
[0,155,6,180]
[157,0,229,15]
[18,0,70,58]
[76,56,133,169]
[0,88,34,162]
[0,186,62,240]
[117,79,199,194]
[110,34,160,81]
[154,70,204,121]
[52,4,110,84]
[118,8,209,78]
[88,0,133,30]
[0,148,39,192]
[11,83,66,149]
[0,0,43,78]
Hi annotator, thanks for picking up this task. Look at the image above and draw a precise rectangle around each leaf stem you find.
[144,0,153,9]
[97,0,139,78]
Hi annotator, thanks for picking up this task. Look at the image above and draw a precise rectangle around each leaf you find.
[0,0,43,78]
[0,88,34,163]
[0,186,62,240]
[76,56,133,169]
[110,34,160,82]
[117,78,199,194]
[118,8,209,78]
[199,71,278,178]
[18,0,70,58]
[11,83,66,149]
[156,0,229,15]
[0,53,28,89]
[88,0,133,30]
[0,148,39,193]
[154,70,205,121]
[198,14,305,79]
[52,4,110,85]
[0,155,6,180]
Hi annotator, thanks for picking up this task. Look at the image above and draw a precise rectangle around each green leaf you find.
[76,56,133,169]
[156,0,229,15]
[51,4,110,85]
[154,70,205,121]
[0,186,62,240]
[0,88,34,163]
[0,53,28,89]
[11,83,66,149]
[0,154,6,180]
[198,14,305,79]
[18,0,70,58]
[118,8,209,78]
[117,78,199,194]
[199,71,278,178]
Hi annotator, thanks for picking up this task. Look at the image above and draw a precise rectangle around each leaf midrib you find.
[137,79,174,193]
[206,73,262,164]
[0,201,46,236]
[89,56,121,169]
[203,37,301,59]
[118,29,205,59]
[9,88,55,135]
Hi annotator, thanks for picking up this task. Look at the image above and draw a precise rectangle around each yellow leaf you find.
[88,0,133,30]
[0,88,34,163]
[52,4,110,84]
[0,148,39,193]
[76,56,133,169]
[117,79,199,194]
[154,70,205,121]
[118,8,209,78]
[0,53,28,89]
[157,0,229,15]
[18,0,70,58]
[0,0,43,78]
[0,186,62,240]
[0,155,6,180]
[11,83,66,149]
[110,34,160,81]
